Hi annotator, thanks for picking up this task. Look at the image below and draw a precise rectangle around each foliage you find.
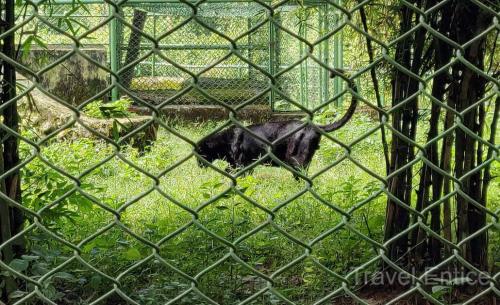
[13,113,498,304]
[83,98,134,119]
[4,0,498,303]
[11,117,391,304]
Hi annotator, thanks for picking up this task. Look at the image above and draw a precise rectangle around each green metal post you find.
[109,3,119,101]
[319,8,324,106]
[299,22,307,107]
[333,0,343,106]
[321,4,329,105]
[33,0,264,4]
[269,11,276,110]
[152,14,157,77]
[275,12,282,104]
[304,23,309,107]
[247,4,253,80]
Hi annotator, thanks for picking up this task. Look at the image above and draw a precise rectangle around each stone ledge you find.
[129,105,306,122]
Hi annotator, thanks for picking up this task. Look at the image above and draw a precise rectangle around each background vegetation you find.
[0,0,498,304]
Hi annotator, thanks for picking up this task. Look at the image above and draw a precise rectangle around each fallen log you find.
[25,87,158,153]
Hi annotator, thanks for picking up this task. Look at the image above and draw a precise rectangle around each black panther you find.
[195,69,358,177]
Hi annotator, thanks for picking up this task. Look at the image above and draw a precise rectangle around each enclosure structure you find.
[1,0,499,305]
[27,0,345,110]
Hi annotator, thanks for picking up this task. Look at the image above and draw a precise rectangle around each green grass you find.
[15,113,500,305]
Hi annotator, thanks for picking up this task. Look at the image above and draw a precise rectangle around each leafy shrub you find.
[83,98,134,119]
[14,119,499,304]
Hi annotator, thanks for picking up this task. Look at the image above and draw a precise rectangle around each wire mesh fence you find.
[0,0,499,305]
[19,0,345,109]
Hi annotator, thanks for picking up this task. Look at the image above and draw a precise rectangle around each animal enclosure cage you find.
[25,0,345,110]
[2,0,499,305]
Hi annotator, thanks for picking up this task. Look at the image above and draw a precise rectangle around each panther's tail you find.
[318,69,358,132]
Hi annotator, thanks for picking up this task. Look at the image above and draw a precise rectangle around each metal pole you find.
[132,43,266,50]
[304,23,309,107]
[32,0,262,4]
[333,0,343,106]
[321,4,329,105]
[299,22,307,107]
[152,14,157,77]
[319,8,324,106]
[247,3,252,79]
[109,3,119,101]
[269,10,276,110]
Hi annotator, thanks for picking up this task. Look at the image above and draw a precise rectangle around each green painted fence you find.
[0,0,498,305]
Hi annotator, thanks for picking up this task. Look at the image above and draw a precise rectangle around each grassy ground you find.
[16,113,499,305]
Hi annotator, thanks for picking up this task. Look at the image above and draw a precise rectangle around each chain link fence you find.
[115,1,346,108]
[18,0,346,109]
[0,0,499,304]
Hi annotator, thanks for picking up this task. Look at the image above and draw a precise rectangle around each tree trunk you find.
[120,9,148,91]
[384,1,423,267]
[440,108,454,258]
[449,3,493,271]
[383,0,495,275]
[413,1,454,267]
[0,0,23,301]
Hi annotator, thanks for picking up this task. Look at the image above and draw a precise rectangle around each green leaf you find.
[9,259,29,272]
[432,285,450,293]
[82,243,95,253]
[8,290,27,299]
[123,248,141,261]
[239,186,249,194]
[89,275,102,288]
[21,35,34,60]
[53,272,77,282]
[20,255,39,261]
[431,285,450,299]
[112,120,120,141]
[65,5,80,17]
[65,19,76,36]
[116,239,130,246]
[304,266,314,273]
[450,277,472,285]
[100,104,119,110]
[32,263,50,276]
[212,182,223,189]
[79,2,92,15]
[32,35,47,50]
[221,189,236,198]
[76,198,93,212]
[95,239,113,248]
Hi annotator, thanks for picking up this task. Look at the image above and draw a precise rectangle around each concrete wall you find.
[129,105,305,123]
[23,45,108,106]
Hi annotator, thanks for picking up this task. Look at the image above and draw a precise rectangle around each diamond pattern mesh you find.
[0,0,499,305]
